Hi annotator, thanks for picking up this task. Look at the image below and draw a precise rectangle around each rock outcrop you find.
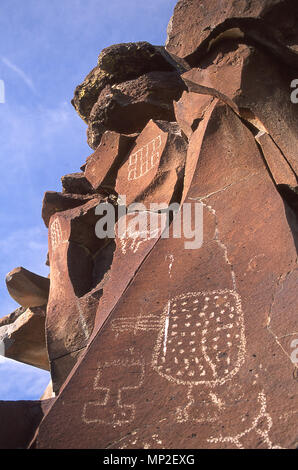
[0,0,297,450]
[72,41,186,149]
[6,267,49,308]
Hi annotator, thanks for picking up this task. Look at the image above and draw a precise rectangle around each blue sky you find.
[0,0,177,400]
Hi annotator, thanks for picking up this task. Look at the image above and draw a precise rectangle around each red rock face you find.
[0,306,48,370]
[115,119,187,206]
[2,0,297,450]
[0,400,53,449]
[30,101,297,449]
[166,0,298,66]
[84,131,136,191]
[86,71,185,149]
[46,198,106,392]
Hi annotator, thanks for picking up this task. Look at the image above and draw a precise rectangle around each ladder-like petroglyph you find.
[127,135,162,181]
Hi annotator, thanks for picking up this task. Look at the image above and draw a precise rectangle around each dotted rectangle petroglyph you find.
[152,289,246,387]
[127,135,162,181]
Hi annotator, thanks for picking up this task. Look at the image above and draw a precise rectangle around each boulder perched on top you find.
[72,41,186,149]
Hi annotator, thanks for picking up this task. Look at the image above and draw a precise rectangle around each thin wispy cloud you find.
[2,56,36,93]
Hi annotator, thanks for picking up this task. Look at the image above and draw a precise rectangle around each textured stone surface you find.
[72,41,182,123]
[2,0,298,450]
[30,102,297,449]
[42,191,96,227]
[46,198,107,392]
[0,306,26,327]
[0,306,49,370]
[174,91,213,139]
[0,400,53,449]
[180,44,298,177]
[61,172,96,196]
[166,0,298,67]
[86,71,185,149]
[72,41,186,150]
[115,119,187,206]
[84,131,135,191]
[6,267,50,308]
[256,132,297,186]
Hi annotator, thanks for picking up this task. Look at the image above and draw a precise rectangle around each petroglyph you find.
[111,313,161,335]
[118,431,165,449]
[128,135,162,181]
[207,391,282,449]
[152,289,246,387]
[120,224,160,254]
[50,218,63,251]
[166,254,174,278]
[82,357,145,426]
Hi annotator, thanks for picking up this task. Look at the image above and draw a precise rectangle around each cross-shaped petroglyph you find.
[82,358,145,426]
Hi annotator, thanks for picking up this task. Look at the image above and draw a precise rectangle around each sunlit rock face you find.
[1,0,297,450]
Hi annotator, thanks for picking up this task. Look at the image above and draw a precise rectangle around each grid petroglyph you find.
[127,135,162,181]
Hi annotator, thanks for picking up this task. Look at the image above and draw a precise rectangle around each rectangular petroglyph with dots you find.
[153,290,246,387]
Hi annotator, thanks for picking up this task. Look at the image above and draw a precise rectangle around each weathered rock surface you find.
[0,400,53,449]
[0,306,49,370]
[61,172,96,196]
[72,41,186,150]
[46,198,108,392]
[256,132,297,186]
[86,71,185,149]
[6,267,50,308]
[180,44,298,177]
[42,191,97,227]
[0,306,26,327]
[72,41,183,123]
[115,119,187,206]
[30,101,298,449]
[166,0,298,68]
[2,0,297,450]
[84,131,136,191]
